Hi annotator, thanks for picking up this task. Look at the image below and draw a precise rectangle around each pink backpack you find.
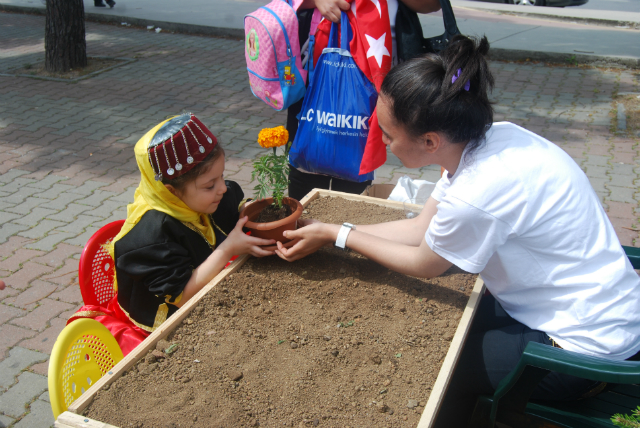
[244,0,308,111]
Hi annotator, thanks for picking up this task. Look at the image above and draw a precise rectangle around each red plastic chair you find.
[78,220,125,306]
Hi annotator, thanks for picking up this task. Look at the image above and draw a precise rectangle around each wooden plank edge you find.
[66,253,251,415]
[316,189,406,210]
[299,188,321,207]
[56,411,119,428]
[417,277,486,428]
[62,189,422,423]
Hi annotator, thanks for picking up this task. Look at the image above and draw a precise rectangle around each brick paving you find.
[0,10,639,428]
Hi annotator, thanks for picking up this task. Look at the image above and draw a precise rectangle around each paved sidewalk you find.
[0,10,639,428]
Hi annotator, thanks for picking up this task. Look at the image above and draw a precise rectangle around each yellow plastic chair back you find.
[48,319,124,420]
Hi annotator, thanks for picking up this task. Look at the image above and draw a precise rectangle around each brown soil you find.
[256,203,292,223]
[85,196,476,428]
[8,57,123,80]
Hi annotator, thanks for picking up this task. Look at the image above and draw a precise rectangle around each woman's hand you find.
[219,216,276,258]
[312,0,351,22]
[275,219,339,261]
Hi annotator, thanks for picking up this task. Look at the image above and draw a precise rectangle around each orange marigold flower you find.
[258,126,289,149]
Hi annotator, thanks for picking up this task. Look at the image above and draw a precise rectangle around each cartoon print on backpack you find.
[246,29,259,60]
[284,65,296,86]
[264,90,278,108]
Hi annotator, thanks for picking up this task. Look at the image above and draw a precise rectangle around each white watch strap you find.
[335,224,352,249]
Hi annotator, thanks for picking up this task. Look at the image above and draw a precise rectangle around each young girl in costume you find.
[69,114,275,354]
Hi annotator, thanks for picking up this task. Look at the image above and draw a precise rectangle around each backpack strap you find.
[261,6,294,59]
[305,35,315,81]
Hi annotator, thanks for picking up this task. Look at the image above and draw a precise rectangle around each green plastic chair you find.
[469,245,640,428]
[626,245,640,269]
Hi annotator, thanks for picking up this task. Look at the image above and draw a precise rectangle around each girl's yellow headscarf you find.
[109,117,216,290]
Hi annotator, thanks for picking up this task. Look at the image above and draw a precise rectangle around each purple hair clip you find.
[451,68,470,91]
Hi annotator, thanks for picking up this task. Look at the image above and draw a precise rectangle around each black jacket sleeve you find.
[116,240,193,302]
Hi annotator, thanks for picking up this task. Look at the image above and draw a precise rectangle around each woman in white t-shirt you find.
[276,34,640,426]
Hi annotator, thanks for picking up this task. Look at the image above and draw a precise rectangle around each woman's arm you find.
[355,196,438,246]
[299,0,441,21]
[276,220,451,278]
[278,195,437,255]
[276,197,451,277]
[401,0,441,14]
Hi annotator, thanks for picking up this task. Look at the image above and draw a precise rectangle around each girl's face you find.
[167,156,227,214]
[377,96,430,169]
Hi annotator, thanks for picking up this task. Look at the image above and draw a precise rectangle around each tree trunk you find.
[45,0,87,72]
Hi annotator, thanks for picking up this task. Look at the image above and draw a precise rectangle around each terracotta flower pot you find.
[239,197,303,243]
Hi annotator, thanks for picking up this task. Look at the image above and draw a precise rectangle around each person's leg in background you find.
[434,294,601,427]
[330,177,372,195]
[288,166,372,201]
[288,166,332,201]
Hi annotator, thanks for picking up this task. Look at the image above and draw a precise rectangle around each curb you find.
[489,48,640,69]
[83,12,245,39]
[455,6,640,29]
[2,4,638,69]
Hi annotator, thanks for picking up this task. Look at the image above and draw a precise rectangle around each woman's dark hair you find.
[161,144,225,193]
[380,35,494,160]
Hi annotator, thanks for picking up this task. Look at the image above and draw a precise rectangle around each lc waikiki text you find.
[300,109,369,129]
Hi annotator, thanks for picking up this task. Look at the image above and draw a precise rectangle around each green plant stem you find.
[251,145,289,209]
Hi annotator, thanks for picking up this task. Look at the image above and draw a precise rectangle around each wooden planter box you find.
[54,189,485,428]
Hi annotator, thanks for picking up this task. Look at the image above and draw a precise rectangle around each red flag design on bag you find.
[313,0,391,176]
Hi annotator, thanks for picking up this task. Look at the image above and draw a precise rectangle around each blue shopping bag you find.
[288,12,377,183]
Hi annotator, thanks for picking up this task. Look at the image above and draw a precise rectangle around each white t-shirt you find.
[426,122,640,360]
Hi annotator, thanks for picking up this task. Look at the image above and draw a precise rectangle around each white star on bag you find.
[365,32,390,68]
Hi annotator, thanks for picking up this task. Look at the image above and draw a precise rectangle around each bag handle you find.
[340,12,350,51]
[441,0,460,40]
[327,12,351,52]
[328,17,338,49]
[428,0,460,52]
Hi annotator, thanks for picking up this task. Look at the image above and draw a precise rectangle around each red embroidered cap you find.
[147,113,218,181]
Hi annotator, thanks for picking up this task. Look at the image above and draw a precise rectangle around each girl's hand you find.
[220,216,276,258]
[275,220,338,262]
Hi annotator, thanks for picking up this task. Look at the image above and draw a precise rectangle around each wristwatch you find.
[334,223,355,250]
